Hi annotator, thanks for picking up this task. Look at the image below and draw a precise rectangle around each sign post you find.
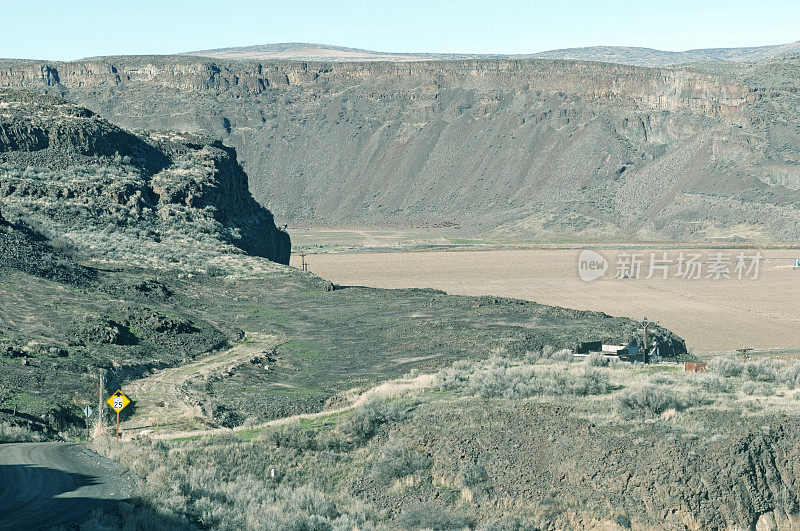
[106,389,130,440]
[84,405,93,439]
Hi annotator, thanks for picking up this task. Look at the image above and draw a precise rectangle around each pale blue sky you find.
[0,0,797,61]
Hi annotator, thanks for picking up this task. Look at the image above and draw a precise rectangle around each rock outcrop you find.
[0,89,290,266]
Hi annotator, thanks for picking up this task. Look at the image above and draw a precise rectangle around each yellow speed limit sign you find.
[106,389,130,413]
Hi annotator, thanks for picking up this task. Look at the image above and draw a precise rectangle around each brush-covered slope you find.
[0,89,290,266]
[2,56,800,242]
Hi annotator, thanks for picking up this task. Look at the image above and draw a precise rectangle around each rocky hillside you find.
[0,89,290,266]
[2,56,799,242]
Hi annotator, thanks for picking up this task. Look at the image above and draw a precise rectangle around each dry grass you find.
[0,421,44,442]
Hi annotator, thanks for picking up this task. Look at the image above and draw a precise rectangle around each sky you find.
[0,0,798,61]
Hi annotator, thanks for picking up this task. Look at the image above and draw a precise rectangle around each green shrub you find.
[465,363,608,399]
[709,357,744,377]
[341,399,389,443]
[477,517,538,530]
[434,355,610,399]
[457,461,489,489]
[615,386,692,417]
[372,439,431,483]
[0,421,44,442]
[585,353,610,367]
[564,369,610,395]
[649,374,673,385]
[550,349,575,362]
[78,503,194,530]
[709,357,800,389]
[523,350,541,363]
[397,501,470,530]
[784,363,800,389]
[741,381,758,395]
[259,422,316,450]
[688,374,732,393]
[741,381,774,396]
[433,359,475,391]
[89,435,372,530]
[743,358,782,383]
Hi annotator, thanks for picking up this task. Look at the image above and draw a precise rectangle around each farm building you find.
[576,340,644,362]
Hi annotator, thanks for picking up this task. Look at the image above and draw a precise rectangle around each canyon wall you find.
[2,56,798,242]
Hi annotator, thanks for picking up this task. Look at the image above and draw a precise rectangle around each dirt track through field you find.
[119,332,282,434]
[294,248,800,353]
[132,373,434,441]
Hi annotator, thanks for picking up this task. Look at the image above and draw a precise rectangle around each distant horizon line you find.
[2,38,799,63]
[184,39,800,56]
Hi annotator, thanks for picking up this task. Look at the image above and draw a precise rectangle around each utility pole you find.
[642,317,651,364]
[736,347,753,362]
[299,252,308,272]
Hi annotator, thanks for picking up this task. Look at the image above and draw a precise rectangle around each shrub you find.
[741,381,774,396]
[649,374,674,386]
[688,374,732,393]
[457,461,489,489]
[566,369,609,395]
[741,381,759,395]
[89,435,373,530]
[584,352,609,367]
[743,358,781,383]
[397,502,470,530]
[372,439,431,482]
[0,422,44,443]
[523,350,541,363]
[477,517,538,530]
[784,363,800,389]
[709,357,744,377]
[433,359,475,391]
[315,428,348,451]
[455,359,608,399]
[616,386,691,417]
[550,349,575,362]
[340,398,406,444]
[78,503,193,530]
[260,422,316,450]
[710,357,800,389]
[279,485,339,522]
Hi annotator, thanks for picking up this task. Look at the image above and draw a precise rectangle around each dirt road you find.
[143,372,434,441]
[0,442,129,530]
[120,332,282,434]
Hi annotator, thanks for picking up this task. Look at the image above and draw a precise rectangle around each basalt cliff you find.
[0,89,290,266]
[2,56,799,242]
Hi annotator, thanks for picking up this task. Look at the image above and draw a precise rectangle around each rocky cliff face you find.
[2,56,798,242]
[0,89,290,266]
[0,58,753,115]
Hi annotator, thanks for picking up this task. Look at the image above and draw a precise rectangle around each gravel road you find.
[0,442,130,529]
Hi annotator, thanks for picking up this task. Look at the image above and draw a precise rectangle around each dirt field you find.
[294,247,800,353]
